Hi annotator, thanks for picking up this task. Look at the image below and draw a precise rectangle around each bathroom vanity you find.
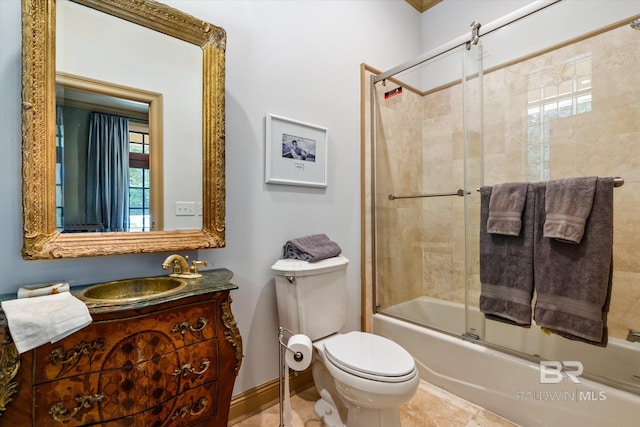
[0,269,242,426]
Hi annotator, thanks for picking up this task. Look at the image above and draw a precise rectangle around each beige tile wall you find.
[373,81,426,309]
[372,23,640,340]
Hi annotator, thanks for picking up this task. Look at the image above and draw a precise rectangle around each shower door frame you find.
[366,1,563,334]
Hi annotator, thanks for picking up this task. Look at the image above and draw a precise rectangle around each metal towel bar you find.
[474,177,624,192]
[388,178,624,201]
[388,189,467,200]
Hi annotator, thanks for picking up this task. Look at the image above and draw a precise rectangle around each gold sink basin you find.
[77,277,187,303]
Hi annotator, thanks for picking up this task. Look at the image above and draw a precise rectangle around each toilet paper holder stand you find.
[278,326,305,427]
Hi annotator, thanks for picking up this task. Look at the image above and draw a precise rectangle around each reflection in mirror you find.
[21,0,227,259]
[56,73,163,233]
[56,0,202,232]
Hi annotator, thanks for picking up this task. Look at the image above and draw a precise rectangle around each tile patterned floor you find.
[233,380,518,427]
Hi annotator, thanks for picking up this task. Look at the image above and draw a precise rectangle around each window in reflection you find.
[128,125,151,232]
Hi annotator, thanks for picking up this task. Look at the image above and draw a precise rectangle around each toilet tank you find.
[272,255,349,341]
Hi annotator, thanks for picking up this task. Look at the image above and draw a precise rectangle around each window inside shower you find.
[526,53,593,182]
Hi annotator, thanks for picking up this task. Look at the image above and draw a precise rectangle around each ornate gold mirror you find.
[21,0,226,259]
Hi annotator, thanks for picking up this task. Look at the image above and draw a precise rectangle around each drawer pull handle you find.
[173,358,210,377]
[50,339,105,375]
[171,316,208,336]
[50,339,105,365]
[49,393,103,422]
[171,397,208,420]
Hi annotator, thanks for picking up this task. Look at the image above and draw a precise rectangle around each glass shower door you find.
[462,42,484,340]
[372,41,483,338]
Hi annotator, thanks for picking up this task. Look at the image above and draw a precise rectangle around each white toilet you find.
[272,255,419,427]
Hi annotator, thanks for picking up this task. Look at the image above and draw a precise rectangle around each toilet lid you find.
[324,332,416,382]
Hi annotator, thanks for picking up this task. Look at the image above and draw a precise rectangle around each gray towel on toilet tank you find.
[487,182,529,236]
[479,185,535,327]
[533,178,613,347]
[543,176,597,244]
[283,234,342,262]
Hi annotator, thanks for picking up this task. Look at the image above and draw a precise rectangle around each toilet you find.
[272,255,419,427]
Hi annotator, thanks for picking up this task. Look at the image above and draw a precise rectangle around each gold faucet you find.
[162,254,208,279]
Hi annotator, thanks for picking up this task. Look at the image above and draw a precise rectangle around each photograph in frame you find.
[265,114,328,188]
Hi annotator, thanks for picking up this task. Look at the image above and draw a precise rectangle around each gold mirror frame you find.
[21,0,226,259]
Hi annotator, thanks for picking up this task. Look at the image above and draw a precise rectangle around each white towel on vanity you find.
[1,292,92,353]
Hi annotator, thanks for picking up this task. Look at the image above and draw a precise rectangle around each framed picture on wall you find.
[265,114,328,188]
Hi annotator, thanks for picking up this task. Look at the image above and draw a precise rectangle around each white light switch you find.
[175,201,196,216]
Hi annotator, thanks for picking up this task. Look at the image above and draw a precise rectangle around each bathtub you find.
[373,297,640,427]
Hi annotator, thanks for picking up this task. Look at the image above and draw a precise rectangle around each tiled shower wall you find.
[374,82,426,309]
[373,22,640,340]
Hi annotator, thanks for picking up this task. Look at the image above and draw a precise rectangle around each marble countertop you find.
[0,268,237,321]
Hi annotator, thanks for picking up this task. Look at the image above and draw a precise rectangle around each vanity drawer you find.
[101,381,218,427]
[34,340,218,426]
[33,300,217,383]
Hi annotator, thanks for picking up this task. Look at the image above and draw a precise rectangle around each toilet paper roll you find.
[285,334,312,371]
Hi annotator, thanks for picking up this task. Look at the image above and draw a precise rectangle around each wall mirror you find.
[22,0,226,259]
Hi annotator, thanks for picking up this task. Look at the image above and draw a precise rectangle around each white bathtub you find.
[374,297,640,427]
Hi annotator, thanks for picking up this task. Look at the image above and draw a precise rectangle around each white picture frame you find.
[265,114,328,188]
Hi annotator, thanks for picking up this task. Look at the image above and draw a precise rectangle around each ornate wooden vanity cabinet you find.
[0,270,242,426]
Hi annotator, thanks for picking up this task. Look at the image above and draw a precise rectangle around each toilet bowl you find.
[310,331,419,427]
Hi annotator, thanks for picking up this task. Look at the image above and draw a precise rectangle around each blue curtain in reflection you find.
[56,106,64,230]
[86,112,129,232]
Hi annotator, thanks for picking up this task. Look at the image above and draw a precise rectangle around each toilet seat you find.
[323,331,416,383]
